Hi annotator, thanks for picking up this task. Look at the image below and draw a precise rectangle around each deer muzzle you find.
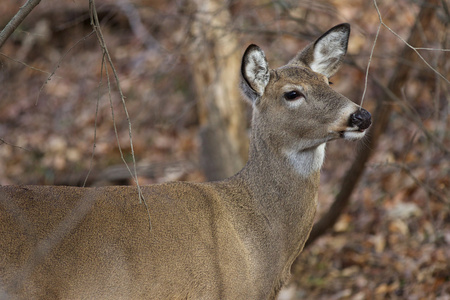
[349,108,372,131]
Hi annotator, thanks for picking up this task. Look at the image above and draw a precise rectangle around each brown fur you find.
[0,23,370,299]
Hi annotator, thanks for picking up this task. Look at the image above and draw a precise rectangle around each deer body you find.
[0,24,371,299]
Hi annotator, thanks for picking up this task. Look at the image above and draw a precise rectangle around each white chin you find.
[343,131,366,141]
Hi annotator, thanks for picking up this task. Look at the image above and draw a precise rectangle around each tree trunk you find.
[186,0,248,181]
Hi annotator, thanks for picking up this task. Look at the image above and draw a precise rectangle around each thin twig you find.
[0,52,52,75]
[359,0,448,147]
[414,47,450,51]
[89,0,151,230]
[301,0,439,250]
[372,162,448,204]
[89,2,139,188]
[352,63,449,155]
[0,138,31,151]
[37,31,95,104]
[373,0,450,85]
[360,22,381,108]
[83,53,106,187]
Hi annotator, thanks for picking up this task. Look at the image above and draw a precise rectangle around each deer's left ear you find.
[290,23,350,78]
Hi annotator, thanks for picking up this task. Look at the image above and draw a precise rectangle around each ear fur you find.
[240,44,270,103]
[290,23,350,78]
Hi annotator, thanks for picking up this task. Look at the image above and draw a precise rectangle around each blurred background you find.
[0,0,448,298]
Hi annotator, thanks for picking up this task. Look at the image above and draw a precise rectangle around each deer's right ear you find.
[240,44,270,103]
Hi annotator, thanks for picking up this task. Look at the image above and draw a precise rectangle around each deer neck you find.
[227,126,322,274]
[234,123,322,237]
[243,134,322,207]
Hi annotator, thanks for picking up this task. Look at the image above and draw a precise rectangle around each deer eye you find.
[284,90,304,101]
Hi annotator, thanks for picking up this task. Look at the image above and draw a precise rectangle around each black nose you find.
[349,108,372,130]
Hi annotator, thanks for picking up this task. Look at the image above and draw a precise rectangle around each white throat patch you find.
[284,143,326,177]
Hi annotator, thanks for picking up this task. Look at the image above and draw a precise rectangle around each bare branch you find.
[0,52,51,75]
[361,0,450,108]
[83,53,105,188]
[372,162,448,204]
[37,31,95,104]
[0,0,42,49]
[360,22,381,108]
[414,47,450,51]
[0,138,31,152]
[300,0,440,251]
[89,0,152,229]
[372,0,450,85]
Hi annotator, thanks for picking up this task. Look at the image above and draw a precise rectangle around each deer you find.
[0,23,371,299]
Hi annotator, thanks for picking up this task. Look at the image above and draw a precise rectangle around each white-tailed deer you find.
[0,23,371,299]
